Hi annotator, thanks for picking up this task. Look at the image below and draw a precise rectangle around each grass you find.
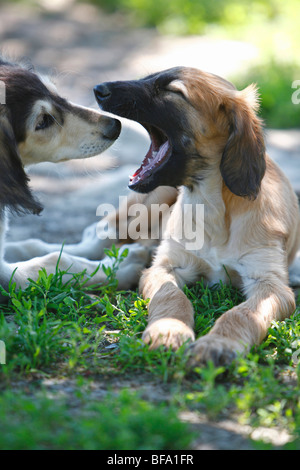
[1,246,300,449]
[0,389,193,450]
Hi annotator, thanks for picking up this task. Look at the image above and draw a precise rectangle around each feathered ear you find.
[0,108,42,214]
[220,85,266,200]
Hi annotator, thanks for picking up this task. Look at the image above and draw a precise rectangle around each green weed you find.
[1,246,300,448]
[0,389,194,450]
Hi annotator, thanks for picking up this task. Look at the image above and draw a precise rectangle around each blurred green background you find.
[85,0,300,128]
[1,0,300,127]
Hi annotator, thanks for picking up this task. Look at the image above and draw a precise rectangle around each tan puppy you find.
[94,66,300,365]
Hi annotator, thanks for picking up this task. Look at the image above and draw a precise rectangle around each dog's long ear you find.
[220,85,266,200]
[0,108,42,214]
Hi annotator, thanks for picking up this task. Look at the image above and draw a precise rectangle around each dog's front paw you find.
[187,334,243,367]
[142,318,195,350]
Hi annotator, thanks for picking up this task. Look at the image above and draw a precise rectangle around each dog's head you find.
[94,67,265,199]
[0,58,121,213]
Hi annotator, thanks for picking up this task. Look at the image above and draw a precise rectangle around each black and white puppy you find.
[0,56,123,296]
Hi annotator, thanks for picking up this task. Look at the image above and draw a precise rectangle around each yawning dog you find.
[94,66,300,365]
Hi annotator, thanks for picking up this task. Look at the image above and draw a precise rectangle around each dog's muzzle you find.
[94,84,111,103]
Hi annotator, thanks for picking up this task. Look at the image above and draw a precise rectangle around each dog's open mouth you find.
[129,124,171,188]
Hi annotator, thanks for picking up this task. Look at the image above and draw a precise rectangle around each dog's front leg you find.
[189,272,296,366]
[140,241,204,349]
[140,265,195,349]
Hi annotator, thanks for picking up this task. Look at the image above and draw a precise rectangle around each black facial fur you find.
[0,66,74,143]
[0,110,42,214]
[94,69,197,193]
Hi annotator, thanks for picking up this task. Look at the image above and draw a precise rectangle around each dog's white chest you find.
[195,241,237,284]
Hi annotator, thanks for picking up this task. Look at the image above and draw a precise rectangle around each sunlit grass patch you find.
[0,246,300,449]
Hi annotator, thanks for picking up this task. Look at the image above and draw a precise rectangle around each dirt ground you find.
[1,0,300,450]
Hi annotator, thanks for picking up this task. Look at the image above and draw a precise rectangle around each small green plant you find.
[0,245,125,374]
[0,389,194,450]
[1,245,300,449]
[101,245,129,292]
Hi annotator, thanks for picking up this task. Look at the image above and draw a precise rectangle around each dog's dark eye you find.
[165,80,187,99]
[35,114,55,131]
[167,88,184,97]
[165,87,185,98]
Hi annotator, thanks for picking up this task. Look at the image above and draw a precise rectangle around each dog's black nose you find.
[94,84,111,102]
[104,118,121,140]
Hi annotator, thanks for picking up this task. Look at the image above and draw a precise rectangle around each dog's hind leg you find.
[5,187,178,262]
[7,242,151,292]
[4,212,119,263]
[4,223,113,262]
[4,191,144,262]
